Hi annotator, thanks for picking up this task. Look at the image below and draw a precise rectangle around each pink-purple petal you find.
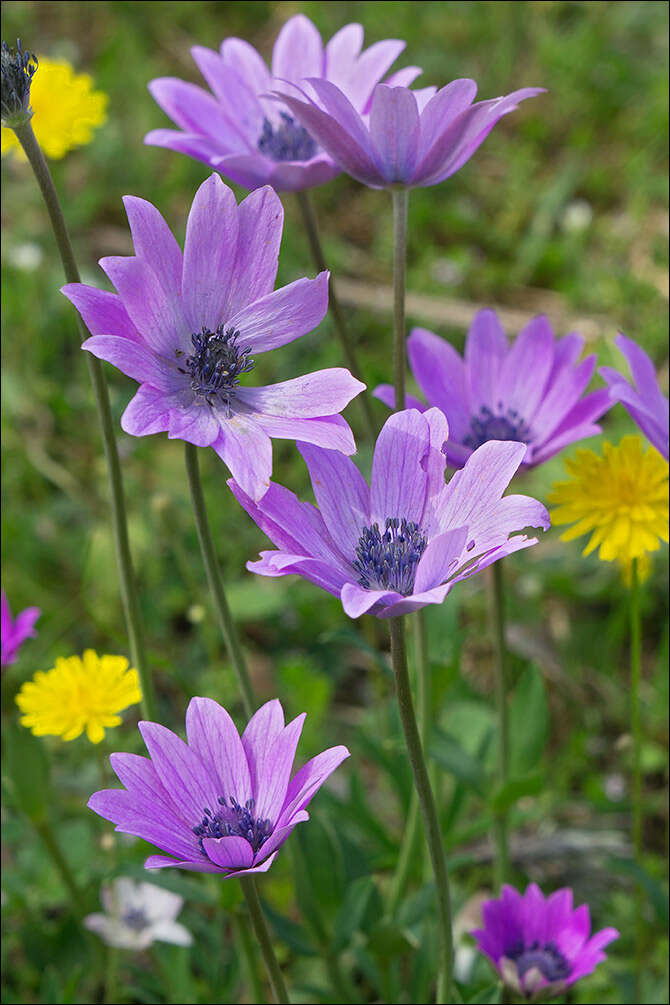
[202,835,254,870]
[211,413,273,502]
[253,811,309,863]
[61,284,142,343]
[237,369,364,418]
[138,721,220,824]
[368,84,420,184]
[298,443,370,558]
[99,255,187,356]
[82,335,178,391]
[407,327,470,440]
[242,699,285,799]
[122,195,183,307]
[370,409,430,526]
[226,271,329,353]
[185,697,251,805]
[278,745,350,825]
[227,187,283,316]
[413,526,469,593]
[182,174,239,332]
[254,714,306,825]
[271,14,325,83]
[465,309,509,409]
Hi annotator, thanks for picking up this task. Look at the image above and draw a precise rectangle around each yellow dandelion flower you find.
[16,649,141,744]
[548,436,669,573]
[2,56,107,159]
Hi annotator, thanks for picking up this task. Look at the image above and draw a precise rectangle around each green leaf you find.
[508,667,549,775]
[608,857,669,925]
[467,982,502,1003]
[366,920,414,961]
[490,772,544,814]
[2,719,50,822]
[261,901,317,957]
[332,876,378,951]
[430,728,488,794]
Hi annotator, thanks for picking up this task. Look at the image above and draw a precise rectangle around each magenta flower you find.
[599,333,669,460]
[62,174,364,501]
[374,311,611,469]
[88,697,349,877]
[270,76,544,190]
[145,15,422,192]
[472,884,619,1002]
[1,590,40,668]
[230,408,549,619]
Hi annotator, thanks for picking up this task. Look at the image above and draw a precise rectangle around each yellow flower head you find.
[548,436,669,574]
[2,56,107,159]
[16,650,141,744]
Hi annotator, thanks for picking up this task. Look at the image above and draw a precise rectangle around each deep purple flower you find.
[230,407,549,619]
[270,76,544,190]
[472,884,619,1002]
[599,333,669,460]
[62,174,364,501]
[88,697,349,876]
[374,311,612,468]
[1,590,40,668]
[145,15,423,192]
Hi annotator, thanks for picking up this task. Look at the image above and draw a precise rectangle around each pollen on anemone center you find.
[506,939,572,984]
[257,112,317,162]
[353,517,428,596]
[179,325,254,412]
[464,403,532,451]
[192,796,273,857]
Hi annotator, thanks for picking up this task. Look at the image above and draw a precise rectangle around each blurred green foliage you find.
[1,2,668,1003]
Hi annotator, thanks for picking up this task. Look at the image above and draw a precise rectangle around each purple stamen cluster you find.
[192,796,273,856]
[354,517,428,596]
[257,112,317,163]
[464,403,531,451]
[182,326,254,412]
[1,38,38,125]
[121,907,150,932]
[507,939,571,983]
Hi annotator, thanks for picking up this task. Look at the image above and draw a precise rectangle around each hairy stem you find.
[630,557,643,1000]
[490,560,510,886]
[389,617,453,1003]
[295,190,376,440]
[183,443,255,718]
[391,188,409,412]
[240,877,290,1004]
[13,120,156,720]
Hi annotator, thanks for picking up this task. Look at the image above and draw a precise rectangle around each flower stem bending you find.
[389,616,453,1003]
[630,557,643,1000]
[387,611,430,916]
[240,877,290,1004]
[490,560,510,887]
[183,442,255,718]
[295,190,376,440]
[13,120,155,721]
[391,188,409,412]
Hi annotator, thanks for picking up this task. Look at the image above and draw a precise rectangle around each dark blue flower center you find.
[121,907,149,932]
[463,403,531,450]
[1,39,38,122]
[506,940,571,984]
[353,517,428,596]
[257,112,317,162]
[192,796,273,857]
[178,325,254,414]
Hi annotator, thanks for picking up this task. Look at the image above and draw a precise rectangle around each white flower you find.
[84,877,193,950]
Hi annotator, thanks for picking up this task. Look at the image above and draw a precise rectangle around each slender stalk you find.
[34,819,86,915]
[13,120,155,720]
[391,188,409,411]
[387,611,430,916]
[630,557,643,1000]
[240,877,290,1004]
[389,617,453,1003]
[104,946,120,1005]
[490,560,510,886]
[295,190,376,440]
[232,911,266,1004]
[183,442,255,718]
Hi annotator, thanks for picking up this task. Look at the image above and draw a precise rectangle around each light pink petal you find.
[255,414,356,454]
[211,413,272,502]
[413,526,469,593]
[417,79,478,161]
[122,196,183,308]
[408,327,470,441]
[242,699,285,799]
[220,37,272,95]
[61,284,142,343]
[298,442,370,558]
[99,256,187,356]
[254,714,306,825]
[272,14,325,83]
[278,745,350,824]
[190,46,263,143]
[438,439,528,534]
[202,835,254,870]
[237,369,365,417]
[465,309,509,410]
[148,77,237,143]
[370,409,430,526]
[340,582,402,618]
[345,40,406,112]
[324,23,364,88]
[368,85,420,184]
[227,187,284,316]
[121,384,171,437]
[182,174,239,333]
[226,272,329,353]
[185,697,251,805]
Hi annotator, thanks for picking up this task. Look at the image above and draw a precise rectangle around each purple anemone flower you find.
[472,884,619,1002]
[599,333,669,460]
[1,590,40,668]
[145,15,423,192]
[270,76,544,190]
[62,174,364,501]
[374,310,612,469]
[230,407,549,619]
[88,696,349,877]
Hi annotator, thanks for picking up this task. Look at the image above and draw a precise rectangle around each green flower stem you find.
[387,611,430,916]
[630,557,643,999]
[391,188,409,412]
[183,442,255,719]
[490,559,510,886]
[13,120,156,721]
[103,945,121,1005]
[295,190,377,441]
[232,910,266,1004]
[389,616,453,1003]
[240,877,290,1004]
[33,819,87,916]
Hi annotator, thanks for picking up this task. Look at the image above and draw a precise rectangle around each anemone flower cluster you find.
[472,884,619,1002]
[145,14,423,192]
[230,407,550,619]
[89,697,349,876]
[1,590,40,668]
[62,173,364,501]
[374,310,611,468]
[600,333,669,460]
[271,76,544,190]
